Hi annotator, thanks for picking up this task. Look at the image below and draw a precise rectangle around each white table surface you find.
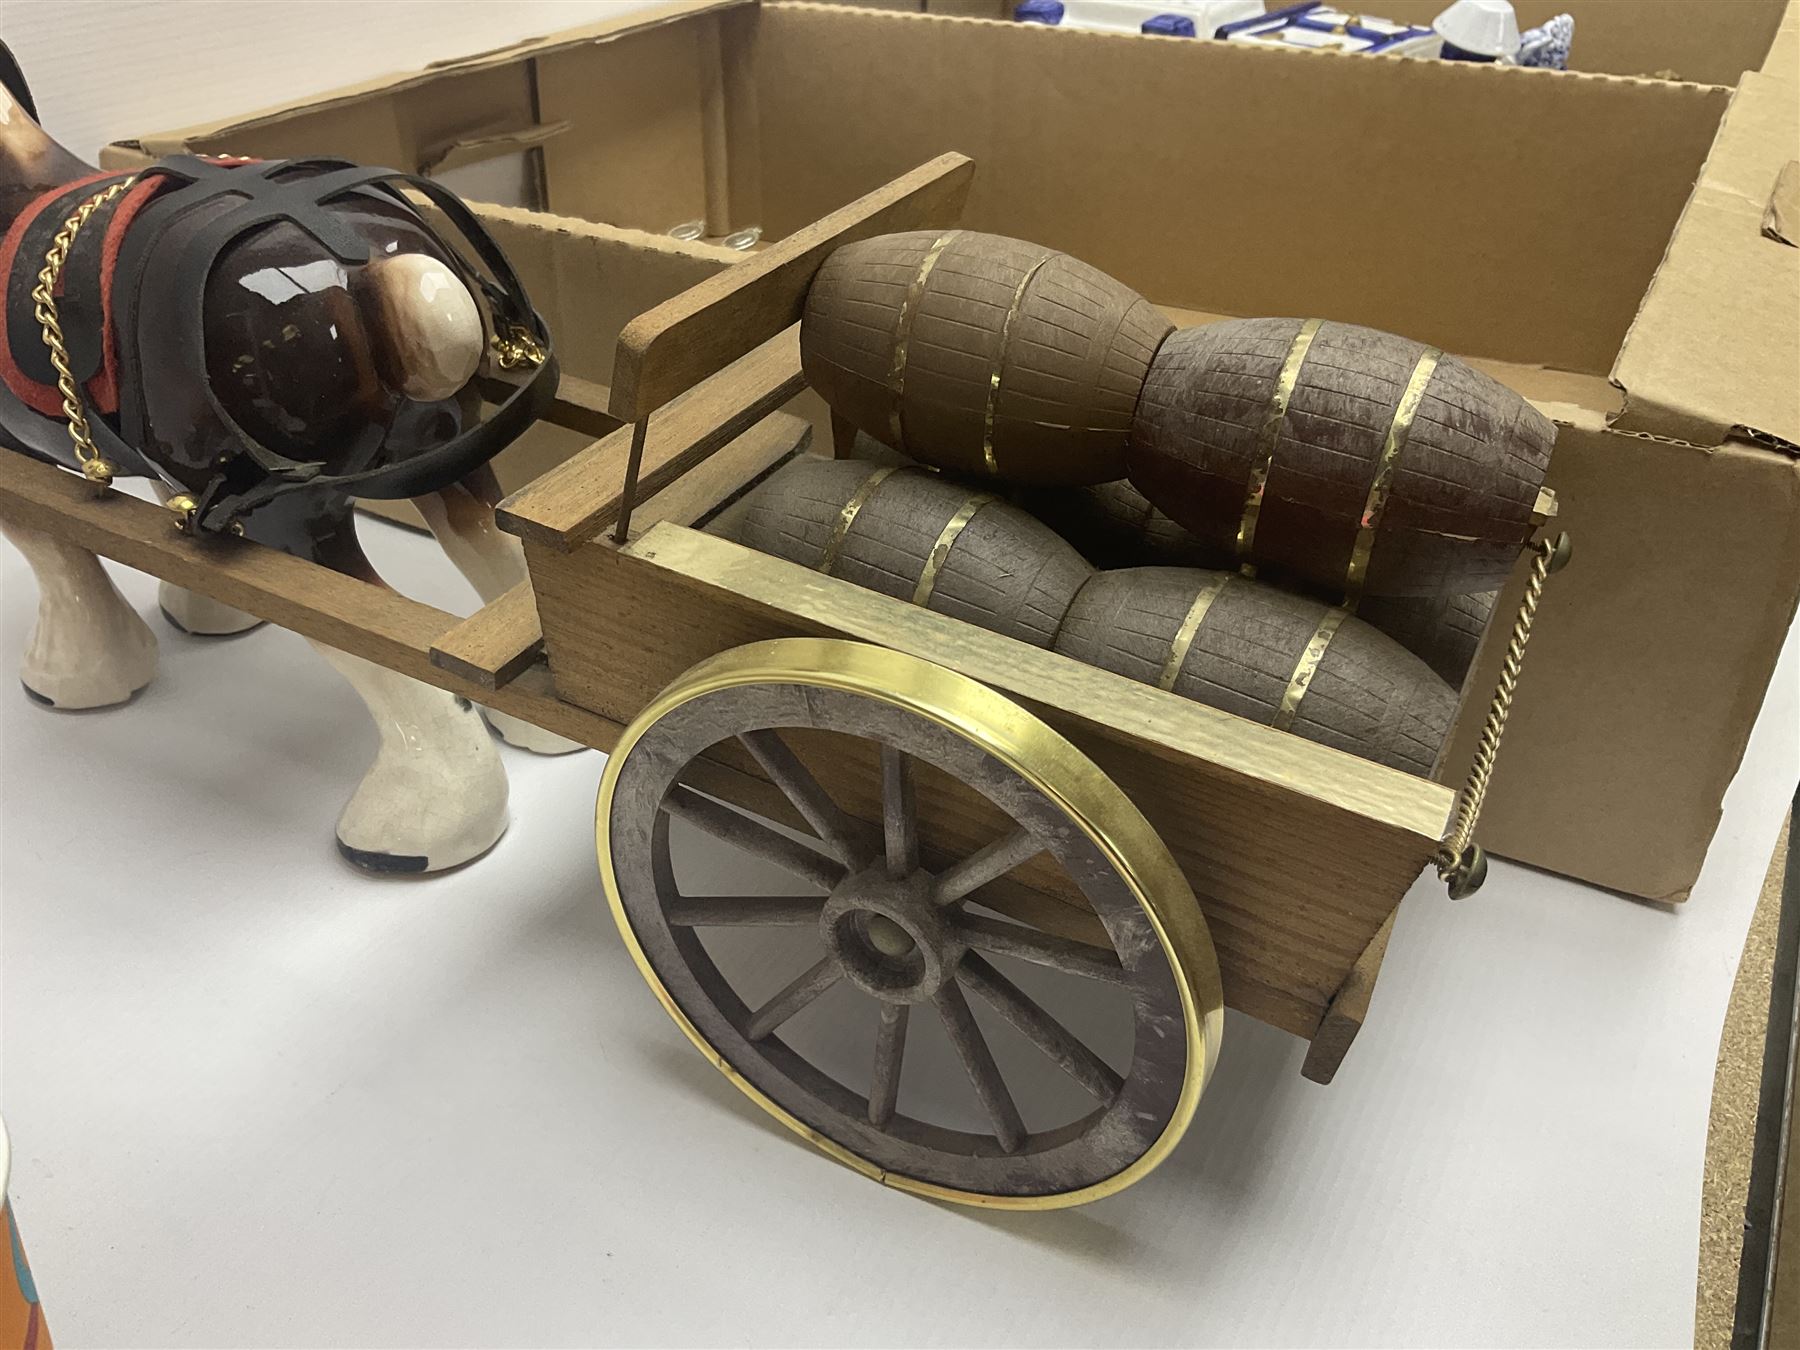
[1,3,1798,1344]
[1,511,1795,1349]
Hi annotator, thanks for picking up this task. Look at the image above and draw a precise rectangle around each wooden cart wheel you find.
[597,637,1224,1209]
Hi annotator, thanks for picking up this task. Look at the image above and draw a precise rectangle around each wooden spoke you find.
[744,956,842,1041]
[737,729,868,866]
[881,745,919,878]
[955,913,1128,985]
[867,1002,910,1127]
[662,785,844,892]
[960,954,1123,1104]
[666,896,828,928]
[932,826,1045,906]
[934,981,1026,1154]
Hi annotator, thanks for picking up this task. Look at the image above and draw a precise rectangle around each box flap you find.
[1767,0,1799,75]
[117,0,746,156]
[1612,70,1800,450]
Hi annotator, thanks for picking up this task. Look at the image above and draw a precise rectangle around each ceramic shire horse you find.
[0,47,575,873]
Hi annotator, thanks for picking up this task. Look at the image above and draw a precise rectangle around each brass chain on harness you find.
[31,174,139,489]
[489,324,545,370]
[1436,530,1573,899]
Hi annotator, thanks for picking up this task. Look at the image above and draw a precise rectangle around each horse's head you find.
[0,59,555,536]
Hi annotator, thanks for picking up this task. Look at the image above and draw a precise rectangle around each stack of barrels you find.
[726,229,1556,777]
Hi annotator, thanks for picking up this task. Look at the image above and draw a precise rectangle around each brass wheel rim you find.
[597,637,1224,1210]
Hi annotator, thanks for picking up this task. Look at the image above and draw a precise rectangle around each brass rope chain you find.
[1436,531,1570,895]
[31,175,139,488]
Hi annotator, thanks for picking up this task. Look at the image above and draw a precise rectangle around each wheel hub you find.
[820,865,960,1003]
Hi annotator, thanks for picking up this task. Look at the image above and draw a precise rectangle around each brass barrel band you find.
[819,464,903,576]
[887,230,959,452]
[1272,606,1348,732]
[1343,349,1440,607]
[914,492,999,606]
[1158,574,1232,691]
[982,253,1053,476]
[1235,317,1321,568]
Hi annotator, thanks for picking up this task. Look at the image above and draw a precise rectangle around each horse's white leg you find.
[148,487,263,636]
[158,583,263,636]
[0,518,157,709]
[414,474,581,756]
[309,641,509,874]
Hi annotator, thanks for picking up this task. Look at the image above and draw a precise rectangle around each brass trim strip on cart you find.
[1343,349,1440,608]
[1235,317,1321,568]
[1273,606,1349,731]
[981,254,1053,476]
[1158,574,1232,691]
[818,464,902,576]
[914,492,999,605]
[887,229,960,453]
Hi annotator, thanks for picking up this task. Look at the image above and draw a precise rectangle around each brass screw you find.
[1546,531,1573,575]
[1445,844,1489,901]
[166,494,198,533]
[81,458,115,488]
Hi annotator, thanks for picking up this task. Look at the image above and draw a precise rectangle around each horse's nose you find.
[357,252,484,402]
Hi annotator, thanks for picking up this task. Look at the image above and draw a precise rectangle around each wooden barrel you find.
[1054,568,1457,775]
[801,230,1172,485]
[1357,591,1497,687]
[1011,478,1498,685]
[726,456,1094,648]
[1127,318,1555,598]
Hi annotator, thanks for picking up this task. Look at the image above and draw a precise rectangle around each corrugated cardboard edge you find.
[1611,68,1800,451]
[770,0,1735,93]
[104,0,749,158]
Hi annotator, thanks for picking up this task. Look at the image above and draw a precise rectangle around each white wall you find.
[0,0,653,162]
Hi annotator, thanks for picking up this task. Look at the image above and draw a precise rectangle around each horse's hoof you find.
[158,583,264,637]
[18,606,157,710]
[331,730,510,875]
[483,707,585,756]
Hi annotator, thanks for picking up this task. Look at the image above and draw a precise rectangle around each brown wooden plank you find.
[609,152,975,422]
[429,583,544,690]
[1300,910,1397,1084]
[0,455,599,745]
[494,331,806,550]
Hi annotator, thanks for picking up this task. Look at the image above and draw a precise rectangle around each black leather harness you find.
[2,153,557,536]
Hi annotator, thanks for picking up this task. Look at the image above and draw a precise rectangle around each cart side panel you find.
[524,526,1447,1038]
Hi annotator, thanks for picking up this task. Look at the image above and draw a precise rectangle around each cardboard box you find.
[916,0,1792,84]
[104,0,1800,903]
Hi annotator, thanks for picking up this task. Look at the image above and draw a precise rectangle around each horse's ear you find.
[0,42,41,123]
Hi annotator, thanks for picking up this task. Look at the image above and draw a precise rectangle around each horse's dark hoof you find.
[336,840,430,875]
[159,605,266,639]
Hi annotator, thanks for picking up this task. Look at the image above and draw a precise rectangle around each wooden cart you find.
[0,154,1560,1211]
